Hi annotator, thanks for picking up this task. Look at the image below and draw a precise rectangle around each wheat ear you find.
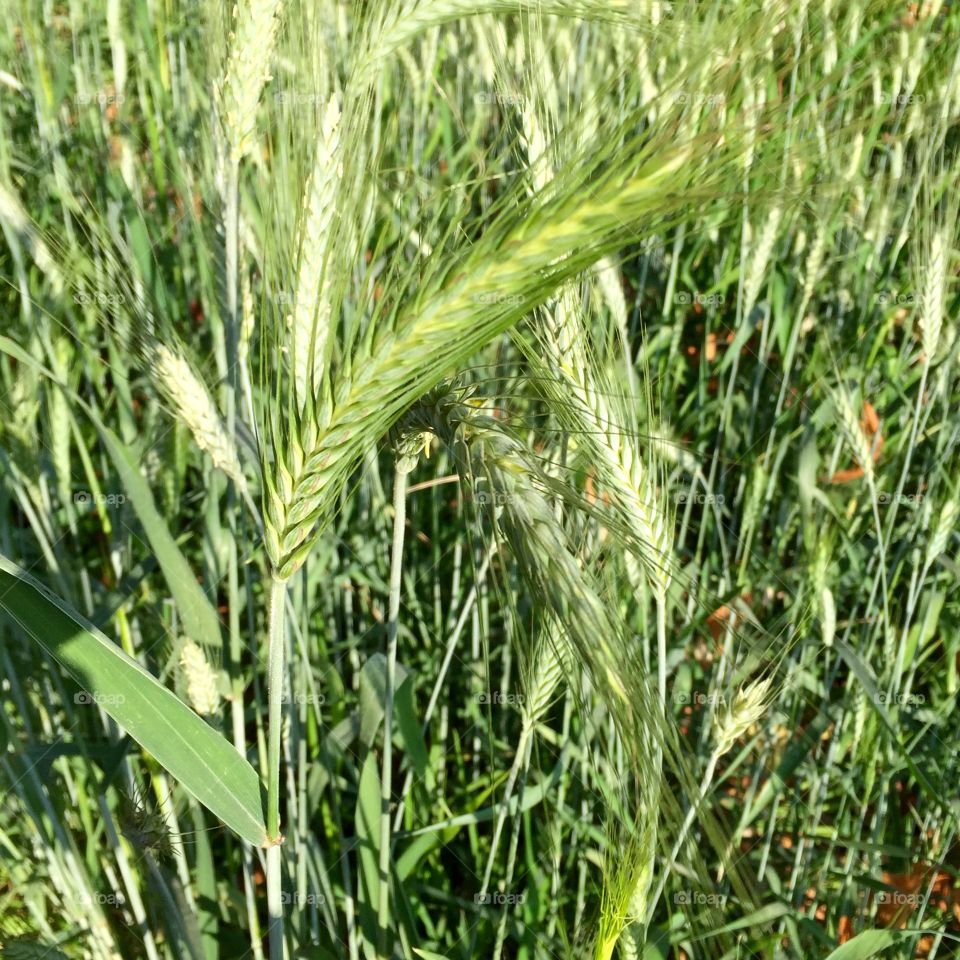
[150,342,246,489]
[291,94,342,407]
[219,0,284,162]
[518,97,674,599]
[265,145,694,579]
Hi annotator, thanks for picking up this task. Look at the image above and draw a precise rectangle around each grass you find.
[1,1,960,958]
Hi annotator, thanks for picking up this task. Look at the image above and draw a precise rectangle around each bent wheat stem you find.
[377,458,412,958]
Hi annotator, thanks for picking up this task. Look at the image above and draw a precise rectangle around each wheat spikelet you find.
[712,676,772,757]
[743,206,782,318]
[151,342,246,489]
[833,387,874,484]
[521,626,572,732]
[518,80,674,597]
[179,641,221,716]
[920,226,947,362]
[801,221,827,307]
[219,0,284,162]
[291,94,342,406]
[926,497,957,569]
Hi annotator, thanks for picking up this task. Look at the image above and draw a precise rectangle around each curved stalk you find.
[377,464,410,958]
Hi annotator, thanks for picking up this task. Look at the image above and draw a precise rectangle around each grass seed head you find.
[179,640,222,717]
[219,0,284,161]
[152,342,246,490]
[713,675,773,757]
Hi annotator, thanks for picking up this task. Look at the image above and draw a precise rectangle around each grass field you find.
[1,1,959,958]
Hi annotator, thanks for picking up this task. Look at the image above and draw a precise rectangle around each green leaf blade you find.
[0,555,267,847]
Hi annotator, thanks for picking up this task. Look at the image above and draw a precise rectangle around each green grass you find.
[1,1,959,959]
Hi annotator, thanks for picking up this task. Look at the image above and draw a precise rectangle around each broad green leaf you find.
[693,902,790,939]
[823,929,905,959]
[0,555,267,847]
[0,335,224,651]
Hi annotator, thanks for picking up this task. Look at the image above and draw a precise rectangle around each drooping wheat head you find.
[148,340,247,490]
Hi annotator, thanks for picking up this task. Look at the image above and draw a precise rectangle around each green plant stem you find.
[266,574,288,960]
[646,747,720,924]
[377,464,410,958]
[656,592,667,711]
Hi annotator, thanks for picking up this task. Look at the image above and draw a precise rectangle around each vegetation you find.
[1,1,959,958]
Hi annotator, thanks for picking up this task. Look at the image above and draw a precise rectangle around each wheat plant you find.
[1,2,960,959]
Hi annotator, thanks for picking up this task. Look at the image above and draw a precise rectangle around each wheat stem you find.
[266,574,288,959]
[645,748,721,925]
[377,461,411,958]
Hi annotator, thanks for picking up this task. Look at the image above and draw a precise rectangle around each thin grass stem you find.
[377,464,410,958]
